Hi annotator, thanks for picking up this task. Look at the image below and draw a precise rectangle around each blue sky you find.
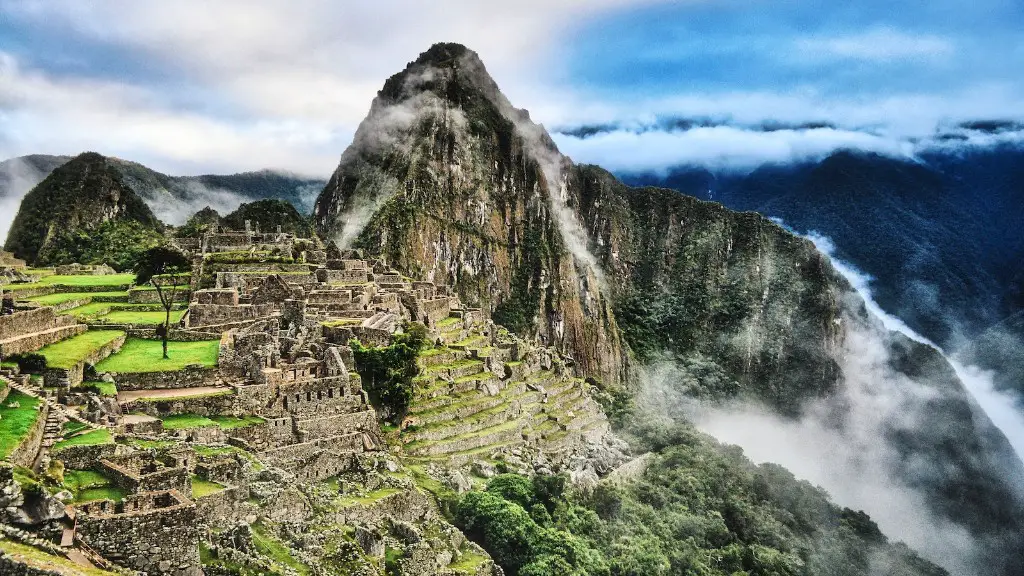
[0,0,1021,176]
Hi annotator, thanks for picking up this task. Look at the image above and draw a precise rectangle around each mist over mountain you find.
[618,145,1024,400]
[311,42,1024,575]
[0,153,326,240]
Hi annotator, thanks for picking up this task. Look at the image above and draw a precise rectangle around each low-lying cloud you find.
[552,121,1024,173]
[636,229,1024,575]
[0,157,52,242]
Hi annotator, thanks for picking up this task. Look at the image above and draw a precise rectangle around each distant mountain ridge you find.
[621,146,1024,396]
[0,153,327,236]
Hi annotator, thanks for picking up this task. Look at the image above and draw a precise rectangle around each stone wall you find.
[52,442,118,470]
[8,402,47,469]
[77,490,203,575]
[0,308,55,341]
[296,409,377,441]
[195,485,252,530]
[100,456,191,495]
[119,390,237,418]
[109,366,220,391]
[128,288,191,304]
[187,303,274,328]
[2,324,86,358]
[317,269,369,284]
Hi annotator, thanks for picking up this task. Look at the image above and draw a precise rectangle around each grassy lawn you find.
[192,475,226,498]
[41,274,134,287]
[162,414,264,430]
[52,428,112,452]
[0,539,120,576]
[94,309,186,325]
[36,330,124,369]
[27,291,127,306]
[95,338,219,373]
[0,390,43,458]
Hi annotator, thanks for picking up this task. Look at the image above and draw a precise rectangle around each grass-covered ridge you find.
[95,338,219,373]
[36,330,124,369]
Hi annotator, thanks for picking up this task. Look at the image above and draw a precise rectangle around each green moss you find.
[36,330,124,369]
[0,391,43,458]
[95,338,219,373]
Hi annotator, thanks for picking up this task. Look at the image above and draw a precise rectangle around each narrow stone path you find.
[117,385,229,403]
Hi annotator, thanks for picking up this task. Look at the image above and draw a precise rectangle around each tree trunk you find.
[163,305,171,359]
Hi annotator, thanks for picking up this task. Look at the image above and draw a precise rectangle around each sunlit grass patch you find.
[95,338,219,373]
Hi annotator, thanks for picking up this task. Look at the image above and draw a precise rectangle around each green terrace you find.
[52,428,113,452]
[0,538,120,576]
[35,330,125,369]
[6,273,135,291]
[64,303,187,326]
[62,468,126,503]
[27,291,130,305]
[160,414,265,430]
[95,338,220,373]
[0,390,43,458]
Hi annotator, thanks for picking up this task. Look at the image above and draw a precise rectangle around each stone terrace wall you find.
[120,391,237,418]
[128,288,191,304]
[53,442,118,470]
[109,366,220,391]
[0,308,56,341]
[77,490,202,576]
[188,303,274,328]
[43,332,125,389]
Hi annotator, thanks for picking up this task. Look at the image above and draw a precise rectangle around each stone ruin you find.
[0,226,624,575]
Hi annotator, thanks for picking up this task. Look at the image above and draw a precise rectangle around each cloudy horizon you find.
[1,0,1023,177]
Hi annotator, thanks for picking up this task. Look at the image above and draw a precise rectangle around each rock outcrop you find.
[315,43,628,389]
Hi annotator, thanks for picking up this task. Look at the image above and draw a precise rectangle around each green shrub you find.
[350,322,428,423]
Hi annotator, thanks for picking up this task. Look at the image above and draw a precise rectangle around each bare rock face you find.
[314,43,628,388]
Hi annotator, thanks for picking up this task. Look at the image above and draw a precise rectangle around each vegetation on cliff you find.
[351,322,429,422]
[223,199,313,236]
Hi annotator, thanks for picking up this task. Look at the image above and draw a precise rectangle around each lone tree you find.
[134,246,192,359]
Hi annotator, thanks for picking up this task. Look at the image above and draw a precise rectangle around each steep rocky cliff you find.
[313,43,1024,574]
[570,166,843,412]
[315,43,627,388]
[4,152,161,266]
[313,44,845,405]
